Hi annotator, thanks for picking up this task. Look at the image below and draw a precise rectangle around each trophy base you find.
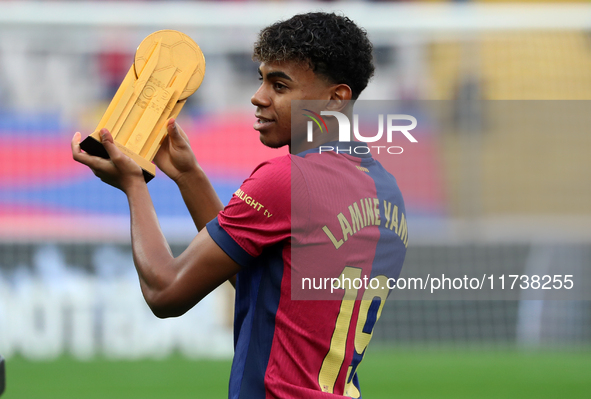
[80,135,156,183]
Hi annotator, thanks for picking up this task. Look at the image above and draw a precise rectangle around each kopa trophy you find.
[81,30,205,182]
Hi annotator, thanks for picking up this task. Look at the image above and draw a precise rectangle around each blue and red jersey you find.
[206,142,407,398]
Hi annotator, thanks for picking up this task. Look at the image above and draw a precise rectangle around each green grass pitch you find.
[4,347,590,398]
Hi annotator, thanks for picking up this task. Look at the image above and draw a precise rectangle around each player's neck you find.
[290,114,342,154]
[289,131,340,154]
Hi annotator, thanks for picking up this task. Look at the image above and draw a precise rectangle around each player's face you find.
[251,61,333,150]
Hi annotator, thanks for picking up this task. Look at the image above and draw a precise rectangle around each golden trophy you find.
[81,30,205,182]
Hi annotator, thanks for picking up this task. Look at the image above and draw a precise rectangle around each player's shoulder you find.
[249,154,292,176]
[239,154,293,199]
[245,154,293,187]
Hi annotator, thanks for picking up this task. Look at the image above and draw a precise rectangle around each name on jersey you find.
[322,198,408,249]
[234,188,273,218]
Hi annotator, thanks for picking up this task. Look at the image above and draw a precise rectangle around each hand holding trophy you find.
[80,30,205,182]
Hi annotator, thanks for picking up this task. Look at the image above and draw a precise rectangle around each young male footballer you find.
[72,12,407,398]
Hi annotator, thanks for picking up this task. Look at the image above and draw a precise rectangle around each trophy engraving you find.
[80,30,205,182]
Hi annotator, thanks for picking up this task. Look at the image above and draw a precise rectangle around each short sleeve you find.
[206,155,291,268]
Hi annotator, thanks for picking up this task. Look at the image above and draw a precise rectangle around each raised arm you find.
[154,118,223,231]
[71,129,240,317]
[153,119,237,286]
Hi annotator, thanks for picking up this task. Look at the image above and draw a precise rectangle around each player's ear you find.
[326,84,352,112]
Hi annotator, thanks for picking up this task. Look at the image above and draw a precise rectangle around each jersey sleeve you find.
[206,155,292,268]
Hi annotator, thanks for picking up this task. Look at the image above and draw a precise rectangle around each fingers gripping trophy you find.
[81,30,205,182]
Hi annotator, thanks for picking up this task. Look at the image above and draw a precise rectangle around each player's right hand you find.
[71,129,145,193]
[153,118,201,184]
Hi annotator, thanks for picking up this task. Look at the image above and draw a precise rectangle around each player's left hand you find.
[153,118,200,184]
[71,129,145,193]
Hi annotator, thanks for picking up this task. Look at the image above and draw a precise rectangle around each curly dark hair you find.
[253,12,374,100]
